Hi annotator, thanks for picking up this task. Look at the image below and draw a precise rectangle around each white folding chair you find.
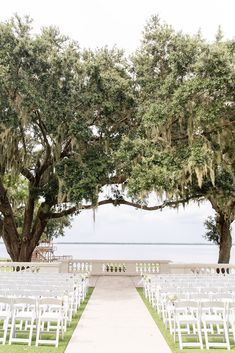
[0,297,11,345]
[9,297,36,346]
[36,298,64,347]
[201,301,230,350]
[174,300,203,350]
[228,302,235,343]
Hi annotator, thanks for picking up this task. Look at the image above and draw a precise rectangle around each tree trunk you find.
[17,242,34,262]
[2,219,20,261]
[2,216,47,262]
[217,213,232,264]
[2,231,34,262]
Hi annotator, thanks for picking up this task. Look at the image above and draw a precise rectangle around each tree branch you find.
[34,110,52,183]
[82,194,204,211]
[0,178,20,258]
[227,197,235,222]
[47,206,77,219]
[108,175,127,184]
[47,193,204,219]
[60,138,72,159]
[34,110,51,151]
[22,191,36,240]
[171,120,235,143]
[0,217,3,238]
[21,168,35,183]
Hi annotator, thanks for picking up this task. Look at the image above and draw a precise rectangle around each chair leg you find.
[232,322,235,344]
[203,321,209,350]
[223,321,230,351]
[35,318,41,347]
[9,316,15,345]
[28,317,34,346]
[2,317,9,345]
[173,318,176,342]
[197,321,203,350]
[61,319,64,340]
[168,312,173,335]
[55,320,60,348]
[177,321,183,350]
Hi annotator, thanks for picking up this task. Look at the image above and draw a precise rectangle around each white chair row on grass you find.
[168,300,235,350]
[146,273,235,285]
[144,274,235,350]
[144,274,235,307]
[0,286,83,324]
[150,289,235,311]
[0,272,90,347]
[0,273,89,313]
[145,274,235,288]
[0,296,65,347]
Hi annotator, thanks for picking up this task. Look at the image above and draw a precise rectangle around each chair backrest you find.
[0,296,12,312]
[13,297,36,305]
[174,300,199,308]
[201,301,225,309]
[38,297,63,306]
[200,301,227,317]
[0,297,12,305]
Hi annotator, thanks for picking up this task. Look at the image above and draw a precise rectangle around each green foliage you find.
[42,216,72,240]
[203,216,220,245]
[118,15,235,212]
[115,16,235,262]
[0,16,135,202]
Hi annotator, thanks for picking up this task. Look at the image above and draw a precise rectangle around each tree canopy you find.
[117,16,235,262]
[0,16,136,261]
[0,15,234,264]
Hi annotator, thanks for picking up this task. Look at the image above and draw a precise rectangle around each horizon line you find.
[54,242,220,245]
[0,241,227,246]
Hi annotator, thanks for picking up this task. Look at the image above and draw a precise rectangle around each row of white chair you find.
[171,300,235,350]
[144,274,235,350]
[0,273,89,318]
[0,296,65,347]
[0,272,90,347]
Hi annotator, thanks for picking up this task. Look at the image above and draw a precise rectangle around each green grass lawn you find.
[137,288,235,353]
[0,287,94,353]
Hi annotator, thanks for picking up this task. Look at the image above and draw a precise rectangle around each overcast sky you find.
[1,0,234,243]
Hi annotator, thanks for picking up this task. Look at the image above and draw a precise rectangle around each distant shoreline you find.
[0,242,226,245]
[46,242,219,245]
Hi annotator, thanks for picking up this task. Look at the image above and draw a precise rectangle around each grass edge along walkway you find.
[0,287,94,353]
[137,288,235,353]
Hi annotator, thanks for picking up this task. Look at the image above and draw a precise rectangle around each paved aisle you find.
[65,276,172,353]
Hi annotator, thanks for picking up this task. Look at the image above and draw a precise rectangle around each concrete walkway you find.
[65,276,172,353]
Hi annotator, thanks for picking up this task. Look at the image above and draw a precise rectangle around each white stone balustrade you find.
[65,260,171,275]
[68,261,92,273]
[1,260,235,276]
[0,262,61,273]
[168,263,235,275]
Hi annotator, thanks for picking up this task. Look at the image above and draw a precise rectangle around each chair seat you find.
[40,312,62,321]
[0,311,10,319]
[14,312,36,320]
[201,314,224,323]
[176,314,198,322]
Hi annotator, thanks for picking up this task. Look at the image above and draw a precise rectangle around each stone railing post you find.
[59,261,69,273]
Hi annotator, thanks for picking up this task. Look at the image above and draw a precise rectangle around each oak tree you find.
[0,16,135,261]
[117,17,235,263]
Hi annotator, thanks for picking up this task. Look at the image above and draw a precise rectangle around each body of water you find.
[1,242,235,263]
